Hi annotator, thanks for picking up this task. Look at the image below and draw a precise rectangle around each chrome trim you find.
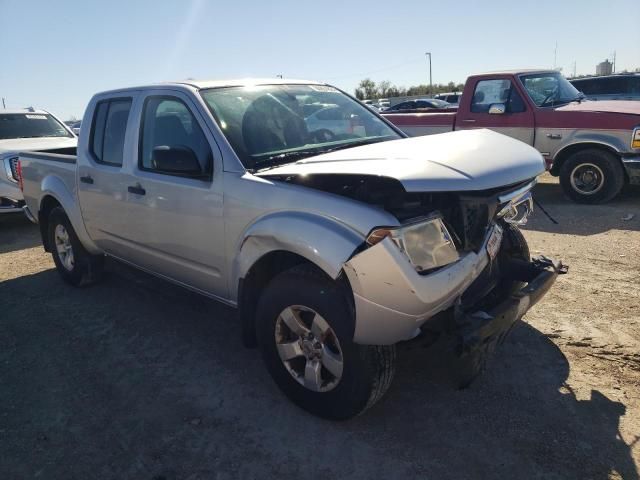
[497,192,534,225]
[497,179,537,204]
[488,103,505,115]
[22,205,37,223]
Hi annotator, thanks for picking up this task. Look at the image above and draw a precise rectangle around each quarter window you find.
[139,97,212,177]
[90,98,132,166]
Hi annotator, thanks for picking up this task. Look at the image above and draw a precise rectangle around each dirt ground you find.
[1,174,639,479]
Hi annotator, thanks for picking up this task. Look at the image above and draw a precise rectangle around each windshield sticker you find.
[309,85,338,93]
[26,115,47,120]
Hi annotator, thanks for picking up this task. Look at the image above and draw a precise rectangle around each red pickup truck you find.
[383,69,640,203]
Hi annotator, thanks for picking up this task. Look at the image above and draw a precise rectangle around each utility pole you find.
[2,97,5,109]
[553,41,557,69]
[572,61,576,78]
[425,52,432,95]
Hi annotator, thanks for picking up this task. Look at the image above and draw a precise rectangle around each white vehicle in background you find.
[434,92,463,106]
[1,109,76,214]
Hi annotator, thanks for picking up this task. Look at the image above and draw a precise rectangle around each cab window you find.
[139,97,212,178]
[90,98,132,166]
[471,79,525,113]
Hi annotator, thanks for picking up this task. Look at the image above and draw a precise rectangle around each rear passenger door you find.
[123,90,227,298]
[456,77,534,145]
[77,95,136,257]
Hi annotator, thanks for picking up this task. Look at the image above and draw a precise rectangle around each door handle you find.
[546,133,562,139]
[461,119,476,123]
[127,184,146,196]
[80,175,94,184]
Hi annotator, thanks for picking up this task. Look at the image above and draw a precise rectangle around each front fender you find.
[551,129,630,164]
[230,211,364,303]
[40,175,100,254]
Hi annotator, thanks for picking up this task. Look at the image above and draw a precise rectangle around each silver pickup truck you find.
[19,79,565,419]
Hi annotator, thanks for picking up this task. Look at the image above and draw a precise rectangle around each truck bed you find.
[382,111,456,137]
[19,147,78,223]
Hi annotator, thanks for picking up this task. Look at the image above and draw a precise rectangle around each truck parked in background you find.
[383,70,640,204]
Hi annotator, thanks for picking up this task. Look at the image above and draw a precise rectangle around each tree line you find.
[354,78,465,100]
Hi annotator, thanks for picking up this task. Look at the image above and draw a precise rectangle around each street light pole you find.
[425,52,432,95]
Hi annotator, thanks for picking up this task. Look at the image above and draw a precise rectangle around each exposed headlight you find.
[366,214,460,272]
[3,156,20,183]
[497,191,534,225]
[632,127,640,149]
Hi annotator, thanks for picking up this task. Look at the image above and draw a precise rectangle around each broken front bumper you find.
[452,256,567,359]
[344,227,566,346]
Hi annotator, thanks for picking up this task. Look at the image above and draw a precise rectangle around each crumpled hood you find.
[0,136,77,156]
[555,100,640,116]
[258,129,545,192]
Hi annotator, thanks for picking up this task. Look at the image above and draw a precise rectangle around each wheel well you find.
[550,143,621,176]
[38,196,61,252]
[238,251,352,348]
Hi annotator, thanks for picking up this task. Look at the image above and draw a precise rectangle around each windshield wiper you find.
[251,136,396,173]
[251,150,325,172]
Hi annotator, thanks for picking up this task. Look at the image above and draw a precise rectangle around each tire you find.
[256,265,396,420]
[48,207,104,287]
[559,149,625,204]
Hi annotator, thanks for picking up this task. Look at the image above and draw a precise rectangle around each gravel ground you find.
[1,174,639,480]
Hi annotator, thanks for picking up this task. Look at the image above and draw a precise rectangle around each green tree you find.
[357,78,377,99]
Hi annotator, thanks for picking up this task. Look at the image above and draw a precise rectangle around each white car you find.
[1,109,76,214]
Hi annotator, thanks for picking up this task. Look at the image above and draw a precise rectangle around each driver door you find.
[123,90,227,298]
[456,77,534,145]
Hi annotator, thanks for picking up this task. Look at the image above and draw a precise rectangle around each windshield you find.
[0,113,73,140]
[520,73,582,107]
[200,84,401,170]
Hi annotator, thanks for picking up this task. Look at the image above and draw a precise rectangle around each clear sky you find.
[1,0,639,119]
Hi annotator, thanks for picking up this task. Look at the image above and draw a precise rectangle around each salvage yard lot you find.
[1,174,639,479]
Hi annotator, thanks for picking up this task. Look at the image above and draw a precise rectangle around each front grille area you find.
[387,180,534,253]
[445,202,491,252]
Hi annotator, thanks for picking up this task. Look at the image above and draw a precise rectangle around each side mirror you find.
[151,145,203,176]
[488,103,506,115]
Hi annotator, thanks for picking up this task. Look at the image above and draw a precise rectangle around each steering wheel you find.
[541,86,559,106]
[310,129,336,143]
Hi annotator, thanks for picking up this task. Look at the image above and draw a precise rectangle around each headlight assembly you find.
[366,214,460,272]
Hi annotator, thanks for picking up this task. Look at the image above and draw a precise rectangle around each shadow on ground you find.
[0,262,637,479]
[0,213,40,254]
[525,182,640,236]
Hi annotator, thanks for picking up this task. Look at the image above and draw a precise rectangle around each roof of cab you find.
[94,78,325,97]
[172,78,323,89]
[0,108,49,115]
[472,68,557,76]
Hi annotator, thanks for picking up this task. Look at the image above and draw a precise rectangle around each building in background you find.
[596,60,613,76]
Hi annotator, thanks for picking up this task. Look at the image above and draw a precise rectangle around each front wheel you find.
[256,265,396,420]
[559,149,625,204]
[48,207,104,287]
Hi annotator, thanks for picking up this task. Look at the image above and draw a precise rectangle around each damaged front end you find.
[340,177,565,351]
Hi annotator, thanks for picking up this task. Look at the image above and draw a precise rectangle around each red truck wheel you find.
[559,149,625,204]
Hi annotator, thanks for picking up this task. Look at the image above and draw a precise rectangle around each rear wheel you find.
[48,207,104,287]
[256,265,396,420]
[559,149,625,204]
